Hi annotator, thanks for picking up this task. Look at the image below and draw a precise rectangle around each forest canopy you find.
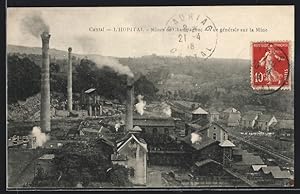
[7,55,159,104]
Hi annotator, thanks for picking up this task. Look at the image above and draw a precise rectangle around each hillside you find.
[8,44,84,59]
[7,45,294,114]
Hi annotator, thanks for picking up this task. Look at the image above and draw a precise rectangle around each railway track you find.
[229,133,294,165]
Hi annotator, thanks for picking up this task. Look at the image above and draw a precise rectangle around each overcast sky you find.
[7,6,294,59]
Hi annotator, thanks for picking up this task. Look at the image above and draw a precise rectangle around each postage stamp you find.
[164,13,218,59]
[251,41,291,90]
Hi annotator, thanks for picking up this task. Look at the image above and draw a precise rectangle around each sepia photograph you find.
[6,6,294,189]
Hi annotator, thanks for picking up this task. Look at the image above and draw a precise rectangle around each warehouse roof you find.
[261,166,291,179]
[182,135,217,151]
[242,153,265,165]
[38,154,55,160]
[130,126,143,132]
[192,107,208,115]
[84,88,96,94]
[200,122,228,133]
[133,118,175,127]
[195,159,222,167]
[241,113,258,121]
[186,123,202,130]
[228,113,241,124]
[252,164,267,172]
[271,119,294,130]
[117,134,148,152]
[219,140,235,147]
[257,114,276,122]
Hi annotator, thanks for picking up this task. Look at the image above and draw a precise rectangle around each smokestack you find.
[126,78,134,131]
[40,32,51,132]
[67,47,73,112]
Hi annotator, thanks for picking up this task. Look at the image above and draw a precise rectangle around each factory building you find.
[81,88,103,117]
[133,113,176,136]
[112,132,148,185]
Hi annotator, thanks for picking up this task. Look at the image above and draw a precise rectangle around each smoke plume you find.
[161,102,172,117]
[92,56,134,78]
[135,94,146,115]
[21,14,50,38]
[191,132,202,144]
[31,126,50,147]
[76,36,134,77]
[115,123,121,132]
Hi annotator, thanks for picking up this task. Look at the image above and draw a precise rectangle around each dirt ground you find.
[146,165,188,187]
[7,148,45,187]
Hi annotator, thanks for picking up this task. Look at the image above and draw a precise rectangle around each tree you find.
[108,164,132,186]
[7,55,41,103]
[50,62,60,73]
[50,74,67,95]
[73,58,158,103]
[53,139,114,187]
[134,75,159,101]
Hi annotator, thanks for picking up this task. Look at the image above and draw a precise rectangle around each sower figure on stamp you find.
[258,43,285,85]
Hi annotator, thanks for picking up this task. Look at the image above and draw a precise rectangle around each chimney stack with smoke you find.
[126,77,134,131]
[67,47,73,112]
[40,32,51,132]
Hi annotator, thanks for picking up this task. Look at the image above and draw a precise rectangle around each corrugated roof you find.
[190,117,210,126]
[133,119,175,127]
[252,165,267,172]
[228,113,241,123]
[186,123,202,130]
[273,112,294,120]
[257,114,275,122]
[81,128,100,133]
[133,111,171,119]
[242,113,258,121]
[182,135,217,151]
[272,170,291,179]
[195,159,221,167]
[192,107,208,115]
[130,126,142,132]
[238,153,265,165]
[173,100,202,110]
[99,136,115,147]
[262,166,291,179]
[84,88,96,94]
[117,134,148,152]
[219,140,235,147]
[272,119,294,130]
[262,166,281,174]
[199,122,228,133]
[39,154,55,160]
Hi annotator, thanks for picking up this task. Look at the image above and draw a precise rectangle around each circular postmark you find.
[164,13,218,59]
[251,41,291,95]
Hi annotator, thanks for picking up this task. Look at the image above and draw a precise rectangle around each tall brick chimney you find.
[40,32,51,132]
[126,77,134,131]
[67,47,73,112]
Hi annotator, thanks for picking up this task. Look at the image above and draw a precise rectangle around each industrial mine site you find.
[7,13,294,189]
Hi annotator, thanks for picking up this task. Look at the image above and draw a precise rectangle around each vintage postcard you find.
[6,6,294,189]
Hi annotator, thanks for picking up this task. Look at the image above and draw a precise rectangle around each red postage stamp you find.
[251,41,291,90]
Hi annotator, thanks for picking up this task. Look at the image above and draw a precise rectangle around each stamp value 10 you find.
[251,41,291,91]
